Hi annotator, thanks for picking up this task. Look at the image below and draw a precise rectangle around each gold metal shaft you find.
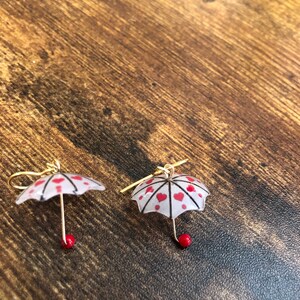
[172,218,178,242]
[60,193,66,244]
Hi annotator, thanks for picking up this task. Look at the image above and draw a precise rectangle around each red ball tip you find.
[178,234,192,248]
[61,234,76,249]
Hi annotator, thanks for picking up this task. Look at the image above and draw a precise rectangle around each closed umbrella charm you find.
[8,160,105,249]
[121,159,210,248]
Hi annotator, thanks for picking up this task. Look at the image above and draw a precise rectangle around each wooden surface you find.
[0,0,299,299]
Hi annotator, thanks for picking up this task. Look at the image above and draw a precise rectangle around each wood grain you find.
[0,0,299,299]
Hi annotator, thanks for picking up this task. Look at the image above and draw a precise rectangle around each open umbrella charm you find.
[120,159,210,248]
[8,160,105,249]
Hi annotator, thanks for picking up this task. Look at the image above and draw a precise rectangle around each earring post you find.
[8,160,60,190]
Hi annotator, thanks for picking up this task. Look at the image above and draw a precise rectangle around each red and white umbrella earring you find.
[120,159,210,248]
[8,160,105,249]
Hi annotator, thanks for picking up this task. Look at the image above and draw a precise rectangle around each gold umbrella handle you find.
[120,159,188,193]
[172,218,178,242]
[60,193,66,244]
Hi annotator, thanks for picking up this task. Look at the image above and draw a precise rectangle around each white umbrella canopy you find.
[121,160,210,248]
[16,173,105,204]
[131,173,209,219]
[9,160,105,249]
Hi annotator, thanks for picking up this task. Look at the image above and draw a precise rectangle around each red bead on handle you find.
[178,234,192,248]
[61,234,76,249]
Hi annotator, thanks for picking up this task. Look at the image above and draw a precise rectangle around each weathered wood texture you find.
[0,0,299,299]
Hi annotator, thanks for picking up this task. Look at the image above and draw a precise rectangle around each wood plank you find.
[0,0,299,299]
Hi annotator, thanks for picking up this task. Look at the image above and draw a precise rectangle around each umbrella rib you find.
[141,181,167,213]
[171,181,200,209]
[40,174,55,201]
[168,180,172,219]
[172,180,209,194]
[171,174,187,180]
[61,173,78,192]
[132,179,166,197]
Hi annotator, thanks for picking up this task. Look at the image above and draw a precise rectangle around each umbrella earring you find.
[8,160,105,249]
[120,159,210,248]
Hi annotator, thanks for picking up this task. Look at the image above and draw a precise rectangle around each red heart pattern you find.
[145,178,154,184]
[156,193,167,202]
[71,175,83,181]
[174,192,184,201]
[145,186,154,194]
[56,185,62,193]
[52,178,65,184]
[35,180,45,187]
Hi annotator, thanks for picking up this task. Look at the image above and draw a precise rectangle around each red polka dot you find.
[198,193,202,198]
[155,205,160,210]
[187,185,195,192]
[139,195,143,200]
[182,204,187,209]
[146,178,154,184]
[84,182,89,185]
[29,189,34,194]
